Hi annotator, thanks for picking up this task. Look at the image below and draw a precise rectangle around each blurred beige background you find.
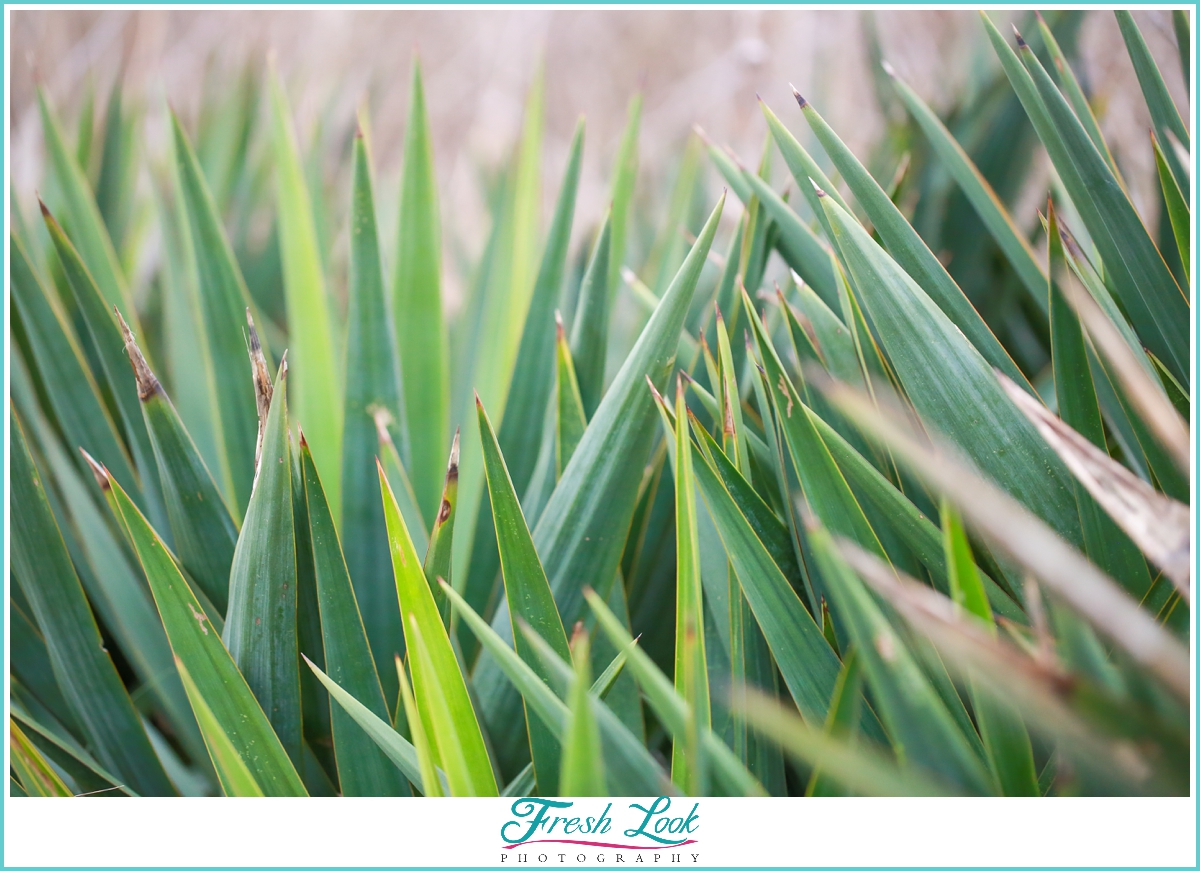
[9,9,1188,303]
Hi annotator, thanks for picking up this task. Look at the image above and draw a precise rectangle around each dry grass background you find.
[9,9,1188,307]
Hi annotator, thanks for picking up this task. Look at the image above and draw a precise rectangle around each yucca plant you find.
[10,9,1190,798]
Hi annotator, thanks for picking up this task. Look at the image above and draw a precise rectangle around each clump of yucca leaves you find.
[10,10,1190,798]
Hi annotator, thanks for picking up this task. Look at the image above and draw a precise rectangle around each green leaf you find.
[816,186,1085,551]
[268,70,342,514]
[668,379,709,794]
[887,66,1047,312]
[170,110,264,518]
[100,455,307,795]
[423,430,461,627]
[1035,13,1123,183]
[568,213,613,418]
[118,315,238,614]
[10,706,133,797]
[1152,132,1189,279]
[10,720,74,797]
[36,89,134,320]
[9,233,138,500]
[343,129,409,706]
[736,686,952,797]
[394,654,442,796]
[1173,11,1190,94]
[555,316,588,476]
[687,416,842,724]
[224,359,302,765]
[394,59,450,525]
[805,648,864,796]
[95,82,136,257]
[744,288,886,564]
[607,92,642,297]
[446,583,672,796]
[499,118,585,498]
[558,629,606,796]
[983,14,1188,389]
[41,203,168,533]
[584,589,766,797]
[1047,203,1154,599]
[823,379,1190,701]
[473,194,725,776]
[1115,11,1190,195]
[806,520,993,794]
[941,504,1038,796]
[174,658,264,797]
[11,412,174,797]
[808,405,1022,622]
[379,463,497,796]
[300,439,410,795]
[304,655,440,795]
[737,167,837,304]
[793,93,1030,390]
[478,394,570,793]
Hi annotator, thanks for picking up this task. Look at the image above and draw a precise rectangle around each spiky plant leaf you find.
[394,59,449,525]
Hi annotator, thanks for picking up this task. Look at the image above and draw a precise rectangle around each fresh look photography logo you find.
[500,797,700,865]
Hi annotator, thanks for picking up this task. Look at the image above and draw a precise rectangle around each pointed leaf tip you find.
[791,85,807,108]
[115,306,162,401]
[79,448,111,490]
[881,59,896,77]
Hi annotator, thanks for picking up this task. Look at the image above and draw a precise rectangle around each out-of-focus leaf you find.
[824,380,1190,700]
[268,70,342,513]
[170,111,264,517]
[478,395,570,793]
[1116,11,1190,195]
[394,59,449,525]
[887,65,1046,311]
[999,375,1189,603]
[10,233,138,498]
[805,519,993,794]
[608,92,641,296]
[301,440,410,795]
[499,119,584,497]
[223,359,302,765]
[1152,132,1189,279]
[1044,204,1156,600]
[1173,11,1190,93]
[36,89,134,319]
[805,648,863,796]
[736,685,951,797]
[941,505,1039,796]
[1035,13,1123,182]
[12,413,174,797]
[569,213,613,418]
[343,130,408,705]
[380,463,497,796]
